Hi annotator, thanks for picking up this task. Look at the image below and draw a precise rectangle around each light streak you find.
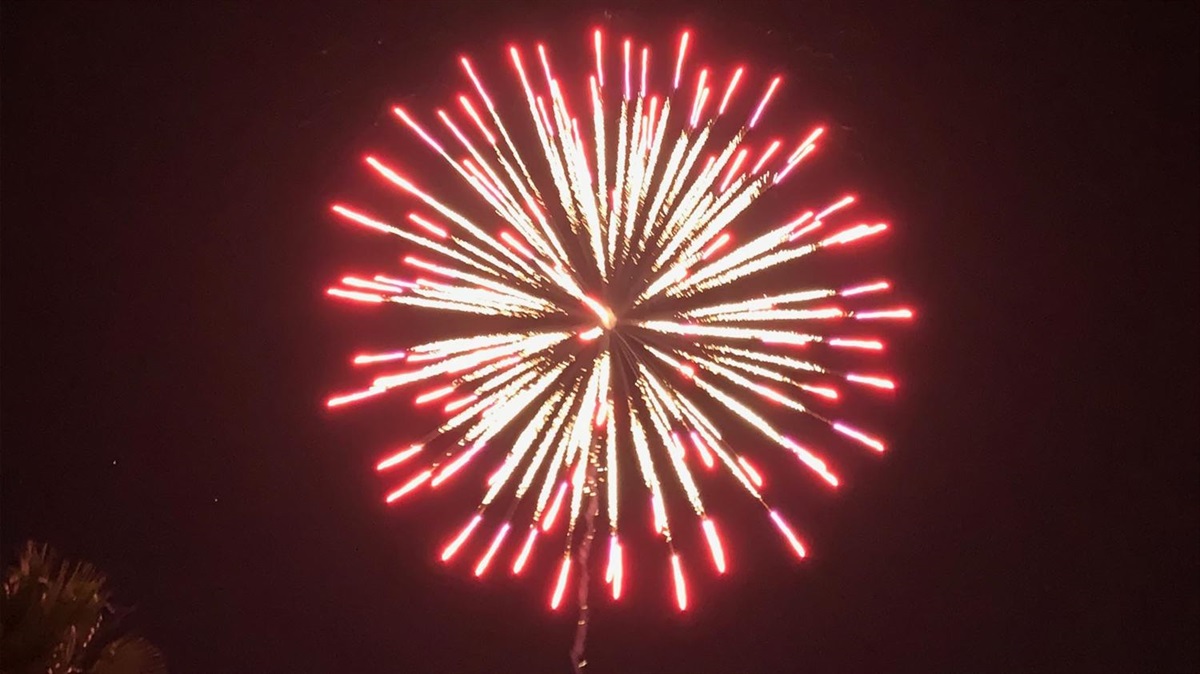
[718,67,744,115]
[737,456,764,488]
[512,527,538,575]
[354,350,408,365]
[550,556,571,609]
[408,213,449,238]
[846,374,895,390]
[377,445,423,471]
[326,387,385,407]
[608,535,624,600]
[854,308,914,320]
[749,76,781,128]
[673,31,689,89]
[751,139,781,174]
[474,523,510,576]
[841,281,890,296]
[822,223,888,246]
[441,514,482,562]
[702,519,727,573]
[415,386,455,404]
[769,510,807,559]
[385,469,432,502]
[828,338,884,351]
[431,442,485,487]
[833,422,886,452]
[623,39,631,100]
[594,30,604,87]
[671,554,688,611]
[541,482,568,531]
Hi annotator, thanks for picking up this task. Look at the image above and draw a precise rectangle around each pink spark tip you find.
[749,76,781,128]
[354,351,407,365]
[326,387,385,407]
[623,39,631,100]
[415,386,455,405]
[846,374,896,390]
[326,288,385,304]
[331,204,393,235]
[431,442,485,487]
[441,514,483,562]
[833,422,886,452]
[550,556,571,610]
[607,535,624,600]
[718,67,744,115]
[673,31,690,90]
[385,469,432,503]
[688,432,715,469]
[443,394,478,413]
[640,46,649,96]
[840,281,891,296]
[815,195,856,221]
[737,455,764,488]
[799,384,839,400]
[720,150,748,193]
[822,223,888,246]
[473,523,510,577]
[542,482,568,531]
[671,554,688,611]
[512,528,538,575]
[751,139,782,175]
[828,338,885,351]
[408,213,449,239]
[854,308,914,320]
[702,519,727,574]
[769,510,807,559]
[376,445,423,471]
[593,30,604,88]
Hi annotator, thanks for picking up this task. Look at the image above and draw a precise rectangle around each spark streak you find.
[671,554,688,611]
[702,519,727,573]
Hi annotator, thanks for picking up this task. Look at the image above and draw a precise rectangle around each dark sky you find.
[2,2,1197,672]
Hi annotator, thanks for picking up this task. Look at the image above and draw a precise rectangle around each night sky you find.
[2,2,1197,673]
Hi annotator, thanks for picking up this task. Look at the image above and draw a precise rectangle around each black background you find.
[3,2,1197,672]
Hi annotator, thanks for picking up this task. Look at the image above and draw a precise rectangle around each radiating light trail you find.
[749,76,781,128]
[702,519,727,573]
[833,422,886,452]
[769,510,807,559]
[671,554,688,611]
[550,556,572,609]
[718,67,744,115]
[673,31,690,89]
[377,445,423,471]
[841,280,890,296]
[513,527,538,575]
[542,482,568,531]
[441,514,483,562]
[474,523,510,577]
[327,28,909,614]
[385,469,432,503]
[846,374,896,390]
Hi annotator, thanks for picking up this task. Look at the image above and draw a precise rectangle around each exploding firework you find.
[326,29,911,613]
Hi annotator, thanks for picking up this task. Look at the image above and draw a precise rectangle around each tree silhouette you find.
[1,542,166,674]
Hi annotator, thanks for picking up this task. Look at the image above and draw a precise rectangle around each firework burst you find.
[326,29,911,612]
